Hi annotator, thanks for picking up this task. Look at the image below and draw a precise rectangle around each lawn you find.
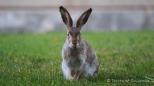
[0,31,154,86]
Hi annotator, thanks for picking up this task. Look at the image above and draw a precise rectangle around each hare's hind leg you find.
[62,61,72,80]
[93,69,98,77]
[93,61,99,77]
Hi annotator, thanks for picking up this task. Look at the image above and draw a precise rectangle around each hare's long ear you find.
[76,8,92,30]
[59,6,73,30]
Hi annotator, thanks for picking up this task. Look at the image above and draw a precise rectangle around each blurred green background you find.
[0,31,154,85]
[0,0,154,86]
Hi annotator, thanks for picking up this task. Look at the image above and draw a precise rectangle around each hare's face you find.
[67,28,81,49]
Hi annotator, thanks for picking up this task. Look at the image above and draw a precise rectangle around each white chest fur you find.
[66,54,85,70]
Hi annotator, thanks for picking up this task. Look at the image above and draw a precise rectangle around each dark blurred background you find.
[0,0,154,33]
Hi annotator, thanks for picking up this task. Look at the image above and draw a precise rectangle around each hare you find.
[59,6,99,80]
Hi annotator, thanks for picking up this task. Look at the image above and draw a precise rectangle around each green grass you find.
[0,31,154,86]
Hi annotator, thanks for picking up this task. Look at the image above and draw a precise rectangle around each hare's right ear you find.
[76,8,92,30]
[59,6,73,30]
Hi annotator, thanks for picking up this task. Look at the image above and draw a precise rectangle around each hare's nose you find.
[73,43,77,46]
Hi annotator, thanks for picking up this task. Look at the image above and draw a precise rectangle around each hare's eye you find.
[67,34,69,36]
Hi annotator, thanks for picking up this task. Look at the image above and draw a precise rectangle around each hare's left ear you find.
[59,6,73,30]
[76,8,92,30]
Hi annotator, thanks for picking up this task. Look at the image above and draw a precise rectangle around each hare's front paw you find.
[65,75,73,80]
